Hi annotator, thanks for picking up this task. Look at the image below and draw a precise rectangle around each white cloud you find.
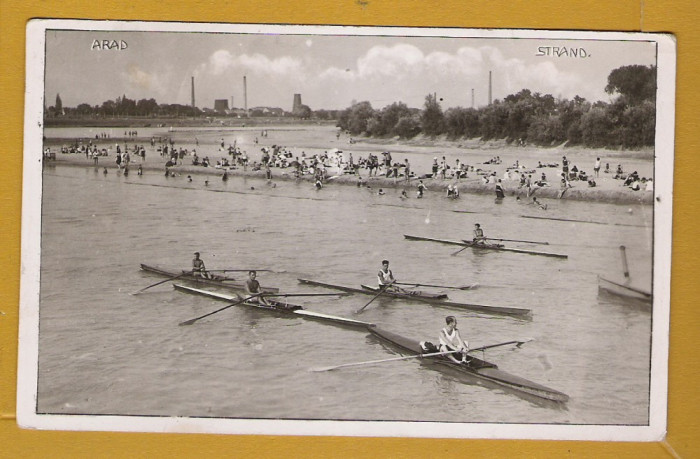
[209,49,235,75]
[356,44,425,79]
[122,65,167,97]
[479,47,584,100]
[319,44,486,84]
[201,49,305,79]
[318,66,356,81]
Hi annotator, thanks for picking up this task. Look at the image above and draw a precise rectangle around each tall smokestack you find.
[191,76,195,115]
[243,75,248,117]
[471,88,474,108]
[488,71,492,106]
[231,96,234,108]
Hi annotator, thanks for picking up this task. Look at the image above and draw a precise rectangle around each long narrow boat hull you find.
[403,235,568,259]
[598,276,652,303]
[359,285,447,300]
[368,326,569,403]
[140,264,279,293]
[173,284,373,328]
[298,279,531,317]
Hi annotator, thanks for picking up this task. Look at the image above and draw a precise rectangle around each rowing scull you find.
[173,284,373,328]
[368,326,569,403]
[141,264,279,293]
[403,235,568,259]
[298,279,530,317]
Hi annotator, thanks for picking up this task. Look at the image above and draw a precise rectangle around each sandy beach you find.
[43,126,655,205]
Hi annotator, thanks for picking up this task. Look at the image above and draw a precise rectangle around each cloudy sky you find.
[44,28,657,111]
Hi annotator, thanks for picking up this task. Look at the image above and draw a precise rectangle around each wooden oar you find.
[470,338,534,352]
[311,350,462,372]
[355,281,394,314]
[450,245,470,256]
[394,282,479,290]
[131,272,188,295]
[179,293,262,326]
[207,269,272,273]
[486,237,549,245]
[311,339,534,372]
[261,292,350,298]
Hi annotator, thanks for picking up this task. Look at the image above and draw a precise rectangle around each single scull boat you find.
[597,246,651,304]
[403,235,568,259]
[140,264,279,293]
[368,326,569,402]
[298,279,531,317]
[174,284,373,328]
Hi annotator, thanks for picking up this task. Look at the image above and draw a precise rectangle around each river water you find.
[35,159,654,427]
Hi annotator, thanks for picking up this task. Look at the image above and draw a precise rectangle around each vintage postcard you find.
[18,20,675,440]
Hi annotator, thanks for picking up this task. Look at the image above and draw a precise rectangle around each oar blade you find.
[459,283,479,290]
[179,318,198,326]
[310,365,338,373]
[515,337,535,348]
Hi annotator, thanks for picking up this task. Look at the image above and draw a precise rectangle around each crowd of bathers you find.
[45,134,653,193]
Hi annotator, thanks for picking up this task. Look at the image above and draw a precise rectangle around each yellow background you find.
[1,1,697,457]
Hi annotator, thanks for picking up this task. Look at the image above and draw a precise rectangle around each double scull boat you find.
[298,279,530,317]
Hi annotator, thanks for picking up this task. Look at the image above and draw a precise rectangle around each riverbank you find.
[42,125,654,205]
[44,149,653,205]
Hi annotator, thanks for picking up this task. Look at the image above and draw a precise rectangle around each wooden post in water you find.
[619,245,630,279]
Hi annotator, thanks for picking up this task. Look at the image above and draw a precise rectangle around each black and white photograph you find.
[18,21,674,440]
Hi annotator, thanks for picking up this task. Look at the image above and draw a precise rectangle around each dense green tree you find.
[377,102,412,137]
[75,103,93,115]
[527,115,565,145]
[394,115,421,139]
[444,107,480,138]
[479,101,509,140]
[619,101,656,147]
[337,102,376,135]
[605,65,657,105]
[420,94,445,137]
[136,98,158,116]
[580,107,613,148]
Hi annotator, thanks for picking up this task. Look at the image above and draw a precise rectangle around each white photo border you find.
[18,19,676,441]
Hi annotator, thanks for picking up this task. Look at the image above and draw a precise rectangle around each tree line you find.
[336,65,656,149]
[46,94,344,120]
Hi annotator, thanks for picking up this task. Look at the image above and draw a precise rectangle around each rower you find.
[439,316,469,364]
[245,270,269,305]
[192,252,212,279]
[377,260,409,294]
[473,223,486,244]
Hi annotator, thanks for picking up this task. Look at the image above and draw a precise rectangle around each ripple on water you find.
[36,165,653,425]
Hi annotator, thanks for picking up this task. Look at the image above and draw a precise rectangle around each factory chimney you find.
[243,76,248,117]
[488,71,492,106]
